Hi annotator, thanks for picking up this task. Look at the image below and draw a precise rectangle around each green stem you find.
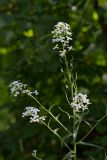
[74,143,77,160]
[43,122,71,151]
[76,113,83,138]
[72,110,77,160]
[64,55,73,95]
[64,54,77,98]
[64,52,78,160]
[29,94,72,135]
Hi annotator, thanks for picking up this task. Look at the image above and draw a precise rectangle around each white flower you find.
[71,93,90,112]
[34,90,39,95]
[53,44,59,50]
[59,50,66,57]
[52,22,72,57]
[22,106,46,123]
[9,80,39,97]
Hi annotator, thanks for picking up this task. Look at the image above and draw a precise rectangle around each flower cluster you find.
[9,81,39,97]
[71,93,90,112]
[52,22,72,57]
[22,106,46,123]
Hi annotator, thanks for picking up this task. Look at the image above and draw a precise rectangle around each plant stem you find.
[64,53,78,160]
[29,94,72,135]
[43,122,72,151]
[74,143,77,160]
[64,55,73,96]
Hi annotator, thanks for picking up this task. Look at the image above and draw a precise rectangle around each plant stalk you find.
[74,143,77,160]
[29,94,72,135]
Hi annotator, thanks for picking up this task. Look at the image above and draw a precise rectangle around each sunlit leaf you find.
[23,29,34,37]
[92,11,99,21]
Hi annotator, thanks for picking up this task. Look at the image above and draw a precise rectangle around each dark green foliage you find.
[0,0,107,159]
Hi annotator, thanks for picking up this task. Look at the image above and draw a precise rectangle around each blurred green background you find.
[0,0,107,159]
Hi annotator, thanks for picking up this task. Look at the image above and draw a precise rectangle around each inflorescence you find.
[52,22,72,57]
[22,106,46,123]
[71,93,90,112]
[9,81,39,97]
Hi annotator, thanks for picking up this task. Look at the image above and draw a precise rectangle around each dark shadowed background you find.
[0,0,107,159]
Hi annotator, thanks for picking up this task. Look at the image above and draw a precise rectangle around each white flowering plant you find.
[9,22,107,160]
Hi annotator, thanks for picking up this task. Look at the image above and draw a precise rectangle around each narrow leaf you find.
[47,118,52,127]
[63,133,73,141]
[56,114,60,120]
[59,107,72,119]
[83,120,92,129]
[89,156,96,160]
[61,133,73,148]
[62,151,74,160]
[49,104,56,112]
[32,150,42,160]
[77,141,105,150]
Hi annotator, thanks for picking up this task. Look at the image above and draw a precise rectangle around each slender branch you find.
[75,113,84,138]
[74,143,77,160]
[77,113,107,143]
[43,122,72,151]
[29,94,72,135]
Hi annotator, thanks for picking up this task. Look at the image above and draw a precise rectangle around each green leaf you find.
[62,151,74,160]
[92,11,99,21]
[23,29,34,38]
[77,141,105,150]
[89,156,96,160]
